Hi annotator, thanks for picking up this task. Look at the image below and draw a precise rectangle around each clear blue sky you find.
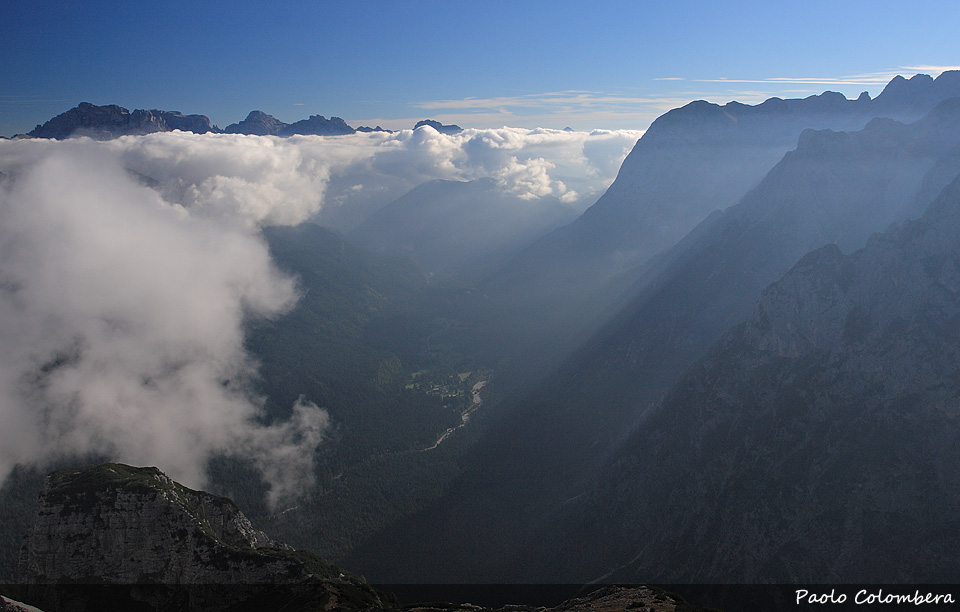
[2,0,959,136]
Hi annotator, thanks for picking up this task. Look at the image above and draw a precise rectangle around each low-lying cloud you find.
[0,125,640,502]
[0,144,316,505]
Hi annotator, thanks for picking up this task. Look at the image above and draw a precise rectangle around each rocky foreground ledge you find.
[2,585,710,612]
[10,463,387,611]
[4,464,716,611]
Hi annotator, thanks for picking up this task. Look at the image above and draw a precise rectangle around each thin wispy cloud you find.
[402,91,698,131]
[403,66,959,131]
[902,65,960,74]
[415,91,673,111]
[693,66,960,87]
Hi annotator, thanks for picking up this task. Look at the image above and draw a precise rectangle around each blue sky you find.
[2,0,959,136]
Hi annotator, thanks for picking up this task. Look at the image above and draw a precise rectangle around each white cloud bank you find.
[0,125,640,502]
[0,145,320,507]
[306,125,642,227]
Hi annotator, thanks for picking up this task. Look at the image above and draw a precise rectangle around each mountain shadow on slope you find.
[536,171,960,583]
[345,98,960,583]
[475,73,960,376]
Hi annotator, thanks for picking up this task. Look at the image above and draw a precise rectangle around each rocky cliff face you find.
[15,463,386,611]
[27,103,219,139]
[543,172,960,583]
[484,72,960,331]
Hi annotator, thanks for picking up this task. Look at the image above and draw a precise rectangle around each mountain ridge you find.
[22,103,470,140]
[479,72,960,348]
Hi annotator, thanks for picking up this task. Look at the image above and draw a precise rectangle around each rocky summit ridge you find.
[224,110,356,136]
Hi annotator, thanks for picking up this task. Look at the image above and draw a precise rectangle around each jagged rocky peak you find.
[224,111,358,136]
[224,110,287,136]
[27,103,218,139]
[413,119,462,134]
[355,125,392,133]
[281,114,355,136]
[872,70,960,116]
[15,463,386,610]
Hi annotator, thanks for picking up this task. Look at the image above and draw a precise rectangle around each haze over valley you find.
[2,3,960,609]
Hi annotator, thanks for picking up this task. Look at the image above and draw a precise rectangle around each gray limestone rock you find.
[15,463,388,611]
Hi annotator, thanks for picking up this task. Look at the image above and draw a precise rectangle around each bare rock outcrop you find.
[14,463,388,611]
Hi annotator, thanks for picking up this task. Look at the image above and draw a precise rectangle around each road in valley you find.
[422,379,487,451]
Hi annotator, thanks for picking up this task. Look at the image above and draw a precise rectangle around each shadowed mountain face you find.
[542,172,960,583]
[348,178,578,280]
[480,73,960,354]
[347,98,960,583]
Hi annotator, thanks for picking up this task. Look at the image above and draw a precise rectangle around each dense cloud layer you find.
[0,126,639,502]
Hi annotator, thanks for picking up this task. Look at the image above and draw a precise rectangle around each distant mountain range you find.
[20,103,462,139]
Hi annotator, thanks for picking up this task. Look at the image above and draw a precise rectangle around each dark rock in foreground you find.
[3,585,717,612]
[5,464,722,611]
[14,463,387,611]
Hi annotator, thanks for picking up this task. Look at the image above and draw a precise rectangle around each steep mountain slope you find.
[475,73,960,367]
[492,72,960,293]
[348,178,577,280]
[348,99,960,583]
[542,171,960,583]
